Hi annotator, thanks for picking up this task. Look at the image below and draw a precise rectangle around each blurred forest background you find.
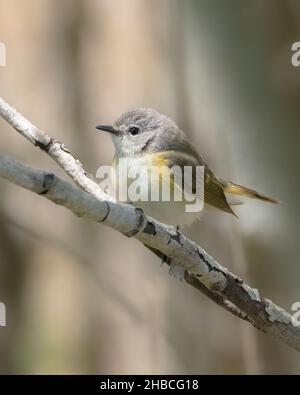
[1,0,300,374]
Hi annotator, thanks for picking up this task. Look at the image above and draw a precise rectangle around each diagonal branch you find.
[1,96,300,352]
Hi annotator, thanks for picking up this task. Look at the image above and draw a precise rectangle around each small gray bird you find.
[96,108,277,226]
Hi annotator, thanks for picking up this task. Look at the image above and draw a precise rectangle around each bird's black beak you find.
[95,125,120,136]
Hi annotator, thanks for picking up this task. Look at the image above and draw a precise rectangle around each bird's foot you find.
[161,254,168,267]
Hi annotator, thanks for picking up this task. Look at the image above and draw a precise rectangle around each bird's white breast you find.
[112,155,202,227]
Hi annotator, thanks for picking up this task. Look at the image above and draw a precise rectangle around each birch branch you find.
[1,97,300,352]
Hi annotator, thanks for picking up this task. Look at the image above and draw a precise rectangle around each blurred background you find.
[0,0,300,374]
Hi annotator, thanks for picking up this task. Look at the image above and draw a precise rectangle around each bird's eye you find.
[129,126,140,136]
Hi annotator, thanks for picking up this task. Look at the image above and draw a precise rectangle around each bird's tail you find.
[224,181,279,204]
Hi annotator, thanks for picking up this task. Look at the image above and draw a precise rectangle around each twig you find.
[1,96,300,352]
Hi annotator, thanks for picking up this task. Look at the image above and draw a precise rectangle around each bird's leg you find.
[161,254,169,267]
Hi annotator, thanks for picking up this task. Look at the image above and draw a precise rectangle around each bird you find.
[96,108,277,227]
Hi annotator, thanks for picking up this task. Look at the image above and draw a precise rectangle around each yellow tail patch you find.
[225,182,279,204]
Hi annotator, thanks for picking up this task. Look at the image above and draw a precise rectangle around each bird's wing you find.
[149,150,236,216]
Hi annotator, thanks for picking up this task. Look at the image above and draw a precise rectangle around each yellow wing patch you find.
[148,151,236,216]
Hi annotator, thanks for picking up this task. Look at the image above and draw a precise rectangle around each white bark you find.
[1,96,300,352]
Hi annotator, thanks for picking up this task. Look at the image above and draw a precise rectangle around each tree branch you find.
[1,96,300,352]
